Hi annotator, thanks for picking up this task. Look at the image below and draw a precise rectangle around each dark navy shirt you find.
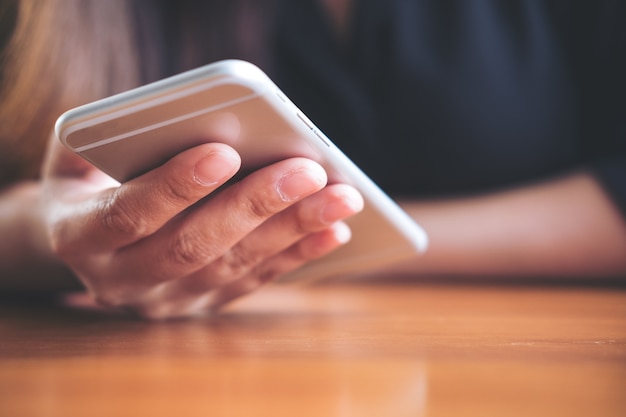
[272,0,626,217]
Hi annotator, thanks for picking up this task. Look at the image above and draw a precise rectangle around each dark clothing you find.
[272,0,626,217]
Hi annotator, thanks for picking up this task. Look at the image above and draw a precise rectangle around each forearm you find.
[0,181,79,291]
[398,172,626,279]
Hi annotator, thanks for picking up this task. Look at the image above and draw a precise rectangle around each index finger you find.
[79,143,241,250]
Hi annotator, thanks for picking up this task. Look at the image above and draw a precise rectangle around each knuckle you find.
[215,247,258,277]
[256,265,283,284]
[160,176,197,207]
[291,208,317,235]
[98,191,149,238]
[242,193,281,220]
[168,229,216,268]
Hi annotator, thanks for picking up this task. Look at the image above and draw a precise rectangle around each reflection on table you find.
[1,281,625,417]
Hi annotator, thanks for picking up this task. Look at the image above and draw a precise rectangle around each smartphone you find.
[55,59,428,283]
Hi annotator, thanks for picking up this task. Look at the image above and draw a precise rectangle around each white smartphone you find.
[55,59,428,283]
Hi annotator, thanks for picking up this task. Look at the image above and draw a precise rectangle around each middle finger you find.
[171,183,363,294]
[112,158,327,285]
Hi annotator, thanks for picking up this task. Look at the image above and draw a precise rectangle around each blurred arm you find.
[398,172,626,279]
[0,181,79,291]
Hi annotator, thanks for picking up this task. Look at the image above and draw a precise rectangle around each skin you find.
[320,0,626,281]
[1,136,625,320]
[30,138,363,319]
[397,172,626,280]
[0,0,624,319]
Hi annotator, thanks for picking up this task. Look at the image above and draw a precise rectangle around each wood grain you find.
[1,282,625,417]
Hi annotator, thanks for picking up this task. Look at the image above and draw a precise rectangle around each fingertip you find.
[193,145,241,186]
[330,221,352,245]
[276,160,327,202]
[320,185,364,224]
[291,221,352,262]
[343,186,364,213]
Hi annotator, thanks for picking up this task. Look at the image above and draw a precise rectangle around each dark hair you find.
[0,0,276,185]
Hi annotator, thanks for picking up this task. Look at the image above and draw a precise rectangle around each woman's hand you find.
[42,139,363,319]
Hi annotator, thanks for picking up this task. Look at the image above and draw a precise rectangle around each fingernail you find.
[277,166,327,202]
[320,189,364,224]
[194,152,239,186]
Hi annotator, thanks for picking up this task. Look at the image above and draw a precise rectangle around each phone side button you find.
[296,112,315,130]
[313,129,331,147]
[276,89,288,102]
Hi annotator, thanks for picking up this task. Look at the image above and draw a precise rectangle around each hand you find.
[42,139,363,319]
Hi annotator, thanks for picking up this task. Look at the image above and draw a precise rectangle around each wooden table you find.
[1,281,625,417]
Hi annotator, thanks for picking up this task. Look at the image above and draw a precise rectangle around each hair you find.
[0,0,277,186]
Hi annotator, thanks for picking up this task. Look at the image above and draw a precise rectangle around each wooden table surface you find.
[1,281,625,417]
